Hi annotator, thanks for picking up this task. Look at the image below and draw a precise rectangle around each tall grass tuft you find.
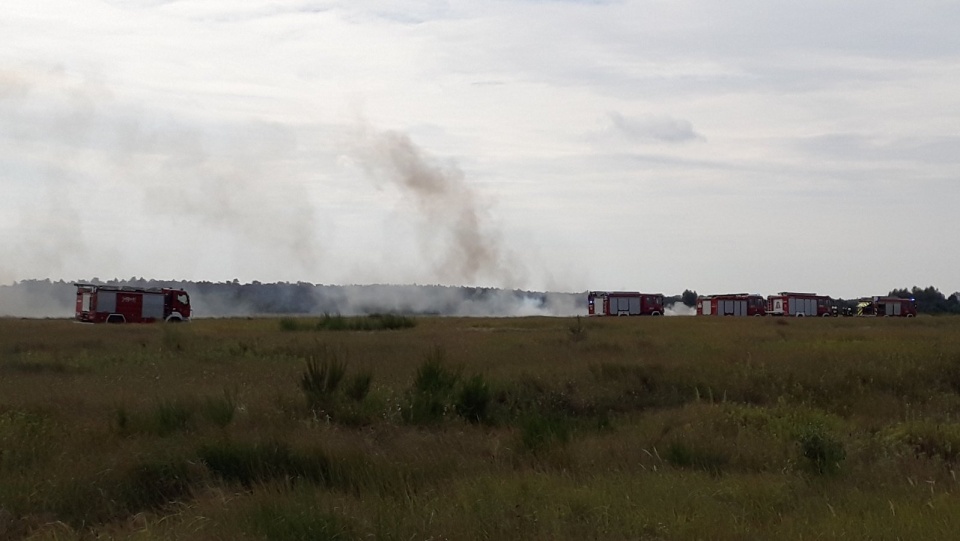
[300,351,347,410]
[883,421,960,462]
[120,456,200,511]
[413,348,460,395]
[0,409,53,472]
[201,389,238,428]
[294,349,380,425]
[520,412,572,452]
[402,348,461,424]
[198,440,333,488]
[456,374,492,424]
[568,315,586,342]
[149,399,196,436]
[664,441,729,475]
[345,372,373,402]
[281,314,416,332]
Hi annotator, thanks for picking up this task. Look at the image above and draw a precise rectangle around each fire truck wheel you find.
[906,314,915,317]
[651,311,661,316]
[821,313,831,317]
[796,313,805,317]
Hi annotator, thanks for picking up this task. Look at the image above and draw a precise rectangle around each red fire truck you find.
[696,294,767,316]
[588,291,664,316]
[75,284,192,323]
[855,296,917,317]
[767,292,837,317]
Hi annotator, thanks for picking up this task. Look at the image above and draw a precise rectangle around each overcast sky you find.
[2,0,958,298]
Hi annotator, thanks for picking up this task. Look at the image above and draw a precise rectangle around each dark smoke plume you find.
[352,127,521,287]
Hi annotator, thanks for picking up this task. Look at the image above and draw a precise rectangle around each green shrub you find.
[456,374,492,424]
[367,313,417,330]
[402,349,461,424]
[797,424,846,475]
[413,349,460,395]
[316,314,348,331]
[279,318,302,331]
[402,393,448,425]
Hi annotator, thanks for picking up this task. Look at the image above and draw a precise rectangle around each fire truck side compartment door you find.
[98,291,117,312]
[142,293,164,319]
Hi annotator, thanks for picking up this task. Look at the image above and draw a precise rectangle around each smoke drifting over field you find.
[1,65,540,292]
[0,66,325,283]
[664,302,696,316]
[0,280,582,319]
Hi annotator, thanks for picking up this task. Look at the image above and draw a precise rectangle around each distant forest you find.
[1,279,958,318]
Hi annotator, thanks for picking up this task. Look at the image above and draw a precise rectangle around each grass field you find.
[1,315,959,540]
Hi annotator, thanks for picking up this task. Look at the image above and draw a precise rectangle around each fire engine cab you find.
[767,292,837,317]
[587,291,664,316]
[696,294,767,316]
[856,297,917,317]
[75,284,191,323]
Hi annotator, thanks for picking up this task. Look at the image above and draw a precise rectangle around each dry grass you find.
[1,315,960,539]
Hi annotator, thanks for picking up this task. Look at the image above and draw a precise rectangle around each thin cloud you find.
[607,112,704,143]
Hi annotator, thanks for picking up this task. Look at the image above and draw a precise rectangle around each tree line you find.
[887,286,960,314]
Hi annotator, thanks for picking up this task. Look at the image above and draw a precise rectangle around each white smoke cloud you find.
[664,302,696,316]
